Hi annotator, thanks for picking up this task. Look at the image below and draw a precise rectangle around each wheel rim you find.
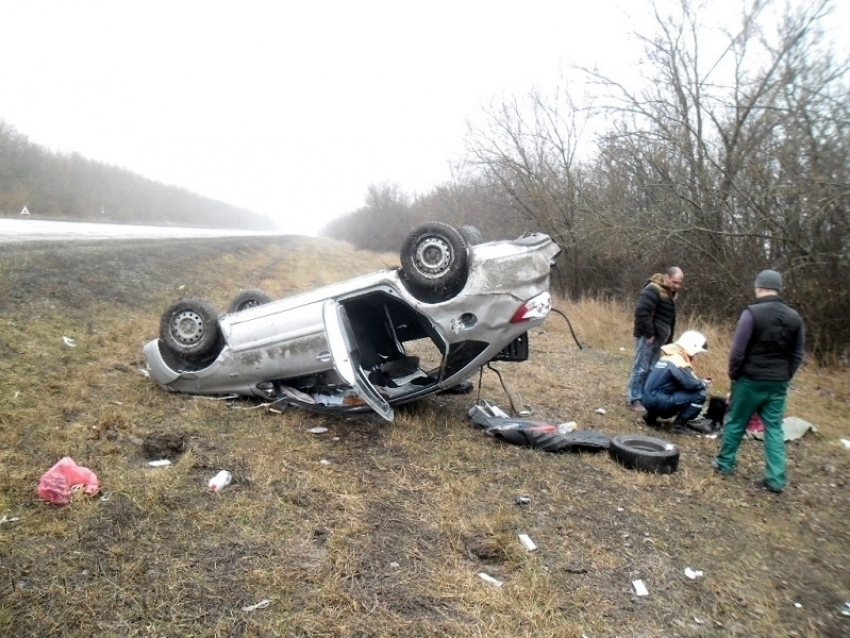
[414,236,452,279]
[171,310,205,345]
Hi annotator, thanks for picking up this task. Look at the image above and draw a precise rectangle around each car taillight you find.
[511,292,552,323]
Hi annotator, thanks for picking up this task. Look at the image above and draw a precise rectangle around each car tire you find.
[460,225,484,245]
[160,297,221,358]
[608,434,679,474]
[400,222,469,296]
[229,289,273,313]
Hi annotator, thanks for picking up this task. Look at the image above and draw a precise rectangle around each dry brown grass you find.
[1,236,849,637]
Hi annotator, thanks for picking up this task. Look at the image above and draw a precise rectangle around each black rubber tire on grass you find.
[160,297,221,359]
[228,289,273,313]
[608,434,679,474]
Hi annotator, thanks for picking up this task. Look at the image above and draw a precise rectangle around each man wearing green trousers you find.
[713,269,805,493]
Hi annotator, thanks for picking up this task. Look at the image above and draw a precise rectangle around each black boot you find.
[686,417,716,434]
[670,415,689,434]
[642,411,660,428]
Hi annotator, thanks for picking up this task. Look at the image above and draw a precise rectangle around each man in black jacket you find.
[627,267,683,411]
[713,269,805,493]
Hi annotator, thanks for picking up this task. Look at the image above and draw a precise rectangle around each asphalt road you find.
[0,217,288,243]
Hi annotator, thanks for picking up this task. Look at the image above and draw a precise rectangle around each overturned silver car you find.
[143,222,561,421]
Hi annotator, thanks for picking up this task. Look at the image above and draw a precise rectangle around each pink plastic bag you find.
[746,412,765,434]
[38,457,100,505]
[724,394,765,434]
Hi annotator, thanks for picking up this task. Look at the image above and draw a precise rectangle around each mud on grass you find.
[1,237,849,637]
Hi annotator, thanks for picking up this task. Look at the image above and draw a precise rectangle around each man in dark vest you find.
[713,269,805,493]
[627,267,683,412]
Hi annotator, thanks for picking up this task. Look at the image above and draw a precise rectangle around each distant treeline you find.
[0,121,271,230]
[322,0,850,360]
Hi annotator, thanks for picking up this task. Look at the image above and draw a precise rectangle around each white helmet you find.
[675,330,709,356]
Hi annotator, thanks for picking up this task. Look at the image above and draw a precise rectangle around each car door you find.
[322,300,394,421]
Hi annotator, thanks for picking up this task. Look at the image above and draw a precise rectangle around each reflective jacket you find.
[642,350,707,412]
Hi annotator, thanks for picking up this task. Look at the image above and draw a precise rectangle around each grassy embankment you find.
[0,236,848,637]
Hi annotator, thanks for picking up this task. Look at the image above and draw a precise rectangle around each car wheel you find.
[160,297,221,358]
[229,289,273,313]
[608,434,679,474]
[400,222,469,295]
[460,225,484,245]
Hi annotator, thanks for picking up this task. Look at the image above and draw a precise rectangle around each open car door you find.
[323,300,394,421]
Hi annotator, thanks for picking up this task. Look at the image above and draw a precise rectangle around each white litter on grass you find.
[478,573,503,587]
[0,515,20,525]
[62,336,77,347]
[518,534,538,551]
[794,602,802,608]
[308,426,329,434]
[633,579,649,596]
[138,368,150,378]
[241,599,271,612]
[684,567,704,579]
[595,408,606,415]
[665,443,677,451]
[148,459,171,467]
[208,470,232,492]
[841,602,850,616]
[840,438,850,450]
[319,459,331,465]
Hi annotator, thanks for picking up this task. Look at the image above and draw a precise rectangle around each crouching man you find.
[642,331,712,434]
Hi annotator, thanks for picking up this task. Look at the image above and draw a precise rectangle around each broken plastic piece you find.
[518,534,537,551]
[282,386,315,404]
[148,459,171,467]
[558,421,577,434]
[684,567,704,579]
[38,457,100,505]
[633,579,649,596]
[241,599,271,612]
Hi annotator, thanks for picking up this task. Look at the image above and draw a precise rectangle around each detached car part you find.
[608,434,680,473]
[144,222,561,421]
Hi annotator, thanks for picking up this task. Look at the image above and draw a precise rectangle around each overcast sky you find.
[2,1,847,236]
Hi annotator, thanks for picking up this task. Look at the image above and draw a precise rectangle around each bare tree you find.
[458,0,849,355]
[463,88,595,296]
[581,0,849,353]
